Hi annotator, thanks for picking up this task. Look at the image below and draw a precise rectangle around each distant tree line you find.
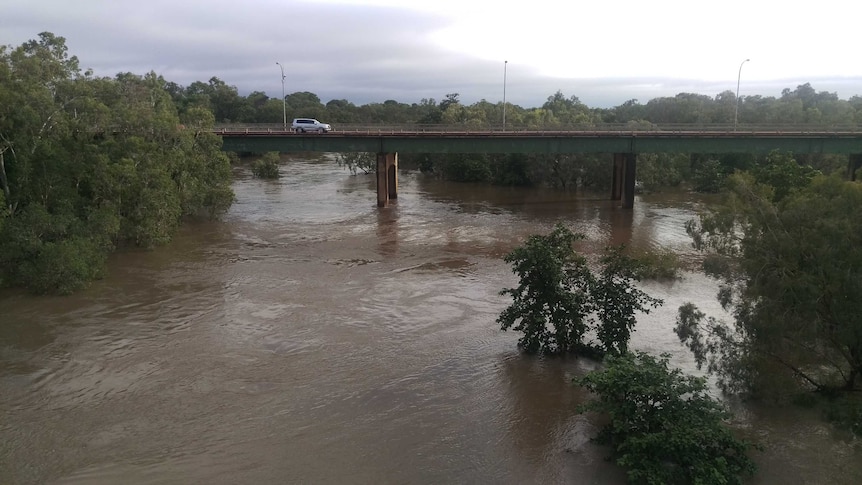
[171,80,862,129]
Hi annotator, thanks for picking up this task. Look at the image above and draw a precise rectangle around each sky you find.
[3,0,861,109]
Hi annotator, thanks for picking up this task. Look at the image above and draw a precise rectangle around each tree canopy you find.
[0,33,234,293]
[676,152,862,395]
[577,352,758,485]
[498,223,661,356]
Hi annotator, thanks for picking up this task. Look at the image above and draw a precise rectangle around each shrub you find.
[576,352,759,485]
[251,152,280,178]
[628,248,682,280]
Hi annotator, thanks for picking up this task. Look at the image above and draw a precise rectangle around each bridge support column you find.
[612,153,637,209]
[376,152,398,207]
[849,154,862,181]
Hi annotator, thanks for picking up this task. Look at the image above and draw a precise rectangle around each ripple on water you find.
[3,164,861,485]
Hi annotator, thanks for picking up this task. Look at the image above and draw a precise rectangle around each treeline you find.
[171,78,862,129]
[0,33,234,294]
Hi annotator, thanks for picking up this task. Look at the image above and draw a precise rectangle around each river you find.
[1,156,860,484]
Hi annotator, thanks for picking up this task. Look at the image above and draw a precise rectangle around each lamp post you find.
[276,61,286,131]
[502,60,508,131]
[734,58,750,131]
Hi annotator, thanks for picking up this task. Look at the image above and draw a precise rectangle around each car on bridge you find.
[292,118,331,133]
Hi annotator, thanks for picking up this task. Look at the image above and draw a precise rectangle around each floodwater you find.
[1,156,860,484]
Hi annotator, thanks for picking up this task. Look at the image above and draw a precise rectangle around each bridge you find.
[216,124,862,209]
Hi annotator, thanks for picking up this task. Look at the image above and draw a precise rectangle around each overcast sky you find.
[4,0,861,108]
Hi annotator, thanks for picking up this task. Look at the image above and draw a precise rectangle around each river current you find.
[1,156,860,484]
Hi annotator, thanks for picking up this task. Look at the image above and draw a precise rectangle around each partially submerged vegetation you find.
[0,33,234,293]
[677,152,862,397]
[627,248,682,280]
[251,152,281,179]
[497,223,758,483]
[336,152,375,175]
[577,352,759,485]
[497,223,662,356]
[495,149,862,481]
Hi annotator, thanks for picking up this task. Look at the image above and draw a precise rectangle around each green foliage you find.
[438,154,492,183]
[529,154,581,190]
[541,91,593,126]
[576,352,758,485]
[498,223,662,355]
[490,154,533,186]
[498,224,591,354]
[678,163,862,395]
[635,153,690,191]
[0,33,234,293]
[593,246,664,355]
[576,154,615,189]
[0,204,109,294]
[691,158,727,193]
[749,150,820,202]
[627,247,682,280]
[251,152,281,179]
[336,152,375,175]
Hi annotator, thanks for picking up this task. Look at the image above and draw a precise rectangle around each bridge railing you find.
[213,122,862,135]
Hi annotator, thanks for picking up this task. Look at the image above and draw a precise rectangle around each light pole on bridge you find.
[734,58,750,131]
[502,60,508,131]
[276,61,287,131]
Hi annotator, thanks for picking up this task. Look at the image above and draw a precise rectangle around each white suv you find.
[292,118,331,133]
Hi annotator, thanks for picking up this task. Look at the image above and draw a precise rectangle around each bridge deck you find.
[216,125,862,155]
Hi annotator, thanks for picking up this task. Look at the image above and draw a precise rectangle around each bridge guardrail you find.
[213,123,862,135]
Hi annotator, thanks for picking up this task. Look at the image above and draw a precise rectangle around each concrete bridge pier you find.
[849,154,862,181]
[611,153,637,209]
[376,152,398,207]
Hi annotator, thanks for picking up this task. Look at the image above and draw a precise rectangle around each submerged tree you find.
[676,151,862,394]
[336,152,375,175]
[498,223,661,355]
[0,33,234,294]
[251,152,281,179]
[576,352,758,485]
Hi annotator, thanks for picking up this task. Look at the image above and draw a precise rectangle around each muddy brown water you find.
[1,156,860,484]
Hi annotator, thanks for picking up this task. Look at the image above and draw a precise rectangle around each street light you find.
[276,61,286,130]
[734,58,750,130]
[502,60,508,131]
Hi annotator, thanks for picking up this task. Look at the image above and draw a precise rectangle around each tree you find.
[592,246,663,355]
[676,154,862,395]
[576,352,758,485]
[635,153,690,191]
[336,152,375,175]
[0,34,234,293]
[690,158,726,193]
[251,152,280,179]
[498,223,661,355]
[286,91,325,120]
[542,90,592,126]
[437,154,491,183]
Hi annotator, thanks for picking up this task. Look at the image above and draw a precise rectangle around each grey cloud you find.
[3,1,861,109]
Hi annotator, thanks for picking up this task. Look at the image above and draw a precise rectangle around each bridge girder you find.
[219,132,862,155]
